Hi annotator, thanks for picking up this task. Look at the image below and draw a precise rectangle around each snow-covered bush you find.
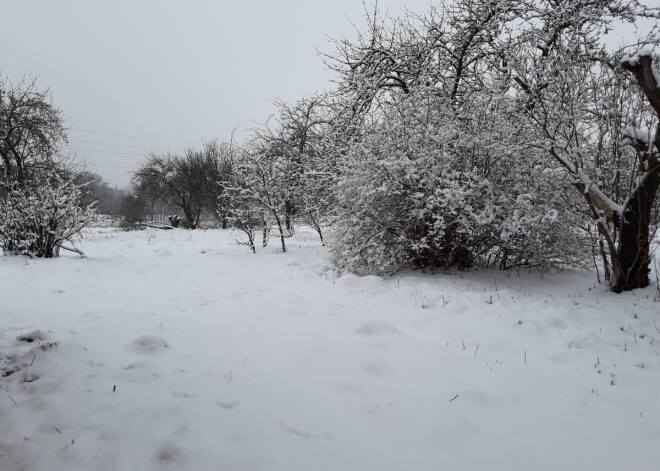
[329,89,586,274]
[0,175,96,257]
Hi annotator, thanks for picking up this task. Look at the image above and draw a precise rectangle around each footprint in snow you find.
[127,335,170,354]
[122,361,149,371]
[156,444,185,466]
[21,371,40,383]
[173,391,194,398]
[360,361,391,376]
[279,421,315,439]
[216,400,240,409]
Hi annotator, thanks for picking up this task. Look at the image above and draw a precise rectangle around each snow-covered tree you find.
[225,145,293,253]
[256,97,337,243]
[222,165,265,253]
[225,97,340,253]
[503,0,660,291]
[322,0,660,290]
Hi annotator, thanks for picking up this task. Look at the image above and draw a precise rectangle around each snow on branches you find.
[0,175,96,258]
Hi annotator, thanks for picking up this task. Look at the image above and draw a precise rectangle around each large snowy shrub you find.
[329,90,586,274]
[0,175,96,257]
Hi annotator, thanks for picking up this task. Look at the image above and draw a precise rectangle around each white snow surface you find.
[1,228,659,470]
[621,47,654,67]
[624,125,657,146]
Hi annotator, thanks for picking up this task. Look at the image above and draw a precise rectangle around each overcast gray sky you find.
[1,1,658,188]
[1,1,434,187]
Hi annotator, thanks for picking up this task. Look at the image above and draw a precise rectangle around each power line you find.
[88,164,136,169]
[70,148,146,156]
[70,139,186,152]
[70,127,203,146]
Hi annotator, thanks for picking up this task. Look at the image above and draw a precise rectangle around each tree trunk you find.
[193,208,201,229]
[612,52,660,292]
[181,201,199,229]
[272,211,286,253]
[611,167,660,292]
[307,211,324,244]
[284,196,295,232]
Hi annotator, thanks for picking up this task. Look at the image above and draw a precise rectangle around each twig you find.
[58,244,86,257]
[474,344,479,359]
[449,394,459,402]
[29,354,36,367]
[54,427,62,434]
[654,315,660,336]
[7,394,17,406]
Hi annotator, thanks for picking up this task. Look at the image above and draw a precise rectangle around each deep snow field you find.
[1,228,659,471]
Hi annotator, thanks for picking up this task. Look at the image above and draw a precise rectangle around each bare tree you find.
[132,140,234,229]
[0,75,67,186]
[179,139,234,228]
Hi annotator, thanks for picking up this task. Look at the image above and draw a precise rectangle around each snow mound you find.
[355,320,402,336]
[335,274,387,296]
[127,335,170,353]
[336,273,384,286]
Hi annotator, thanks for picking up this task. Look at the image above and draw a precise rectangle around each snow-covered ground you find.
[1,228,659,471]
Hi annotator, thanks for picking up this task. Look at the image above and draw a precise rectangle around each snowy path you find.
[1,229,659,470]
